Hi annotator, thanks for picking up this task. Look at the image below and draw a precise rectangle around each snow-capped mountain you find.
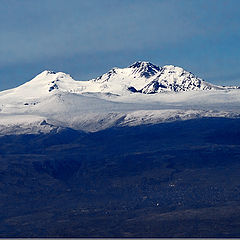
[0,61,235,99]
[91,61,225,94]
[0,61,240,135]
[0,70,81,99]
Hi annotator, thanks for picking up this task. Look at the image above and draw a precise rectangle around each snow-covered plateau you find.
[0,61,240,135]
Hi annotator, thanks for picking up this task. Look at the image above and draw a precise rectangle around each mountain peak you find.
[7,70,79,98]
[129,61,160,69]
[128,61,161,78]
[35,70,69,80]
[129,61,152,68]
[41,70,57,75]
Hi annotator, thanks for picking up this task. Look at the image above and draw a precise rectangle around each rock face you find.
[139,64,220,93]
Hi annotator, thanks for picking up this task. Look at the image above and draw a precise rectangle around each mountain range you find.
[0,61,240,135]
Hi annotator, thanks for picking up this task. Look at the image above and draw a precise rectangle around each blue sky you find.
[0,0,240,90]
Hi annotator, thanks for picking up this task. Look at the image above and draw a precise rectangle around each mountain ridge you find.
[2,61,239,98]
[89,61,232,94]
